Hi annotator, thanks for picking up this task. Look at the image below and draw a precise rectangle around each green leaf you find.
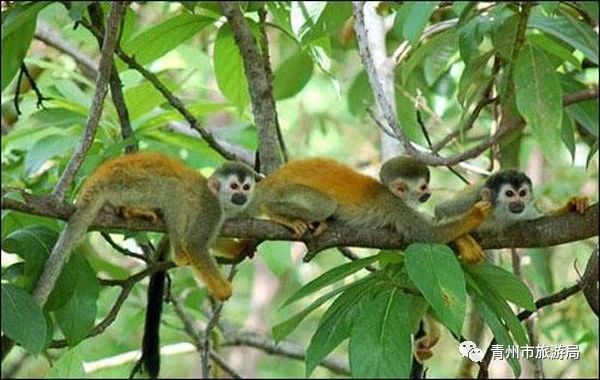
[349,288,427,378]
[586,140,598,170]
[458,6,513,62]
[258,240,292,277]
[120,14,213,68]
[405,243,466,336]
[123,76,179,120]
[290,1,327,43]
[514,43,563,161]
[272,277,368,342]
[25,134,77,175]
[463,262,535,310]
[55,255,100,346]
[45,348,86,378]
[457,50,493,108]
[541,2,559,15]
[1,283,47,354]
[2,226,58,292]
[280,254,379,309]
[528,13,599,64]
[273,49,314,100]
[561,111,576,161]
[213,24,250,110]
[402,2,438,45]
[492,14,520,60]
[560,76,599,138]
[473,297,521,378]
[67,1,91,23]
[347,71,374,117]
[528,33,581,70]
[137,102,231,132]
[305,277,379,376]
[578,2,598,23]
[401,29,457,84]
[423,36,457,85]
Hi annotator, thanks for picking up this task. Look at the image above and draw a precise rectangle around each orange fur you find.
[258,158,382,206]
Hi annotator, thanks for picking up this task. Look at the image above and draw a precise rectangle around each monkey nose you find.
[509,202,524,213]
[231,193,247,205]
[419,193,431,203]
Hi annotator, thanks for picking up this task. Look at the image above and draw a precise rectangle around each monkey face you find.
[388,176,431,209]
[209,162,259,218]
[493,183,533,218]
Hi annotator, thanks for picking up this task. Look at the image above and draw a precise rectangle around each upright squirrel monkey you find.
[434,169,590,262]
[33,152,257,303]
[248,156,492,244]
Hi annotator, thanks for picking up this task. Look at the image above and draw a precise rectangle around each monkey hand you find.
[414,332,440,362]
[470,201,493,223]
[565,196,589,215]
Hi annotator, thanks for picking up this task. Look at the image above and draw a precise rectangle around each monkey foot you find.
[120,206,159,223]
[286,220,308,238]
[308,221,328,236]
[566,196,589,214]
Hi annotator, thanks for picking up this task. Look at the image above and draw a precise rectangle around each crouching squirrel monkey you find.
[434,169,590,263]
[32,152,257,305]
[248,156,492,244]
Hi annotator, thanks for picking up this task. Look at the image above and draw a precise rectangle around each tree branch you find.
[3,188,597,257]
[220,2,283,174]
[51,2,125,201]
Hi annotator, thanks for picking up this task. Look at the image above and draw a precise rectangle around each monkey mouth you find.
[231,193,247,205]
[419,193,431,203]
[509,202,524,213]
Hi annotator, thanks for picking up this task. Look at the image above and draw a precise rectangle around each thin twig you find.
[51,2,126,201]
[220,1,283,174]
[87,2,137,154]
[100,232,148,262]
[201,265,238,378]
[35,20,98,80]
[337,247,377,272]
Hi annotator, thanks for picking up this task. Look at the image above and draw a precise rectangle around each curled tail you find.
[32,194,106,305]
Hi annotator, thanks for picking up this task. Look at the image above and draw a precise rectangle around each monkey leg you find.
[551,196,589,217]
[119,206,160,223]
[414,315,441,362]
[260,185,337,238]
[452,234,485,265]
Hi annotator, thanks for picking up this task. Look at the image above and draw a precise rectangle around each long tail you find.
[132,237,170,379]
[32,195,105,305]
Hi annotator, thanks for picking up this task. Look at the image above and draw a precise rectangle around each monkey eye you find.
[230,183,239,190]
[243,184,250,191]
[505,190,514,197]
[519,189,527,197]
[420,184,427,191]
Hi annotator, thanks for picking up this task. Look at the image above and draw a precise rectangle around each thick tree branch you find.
[220,2,283,174]
[3,189,597,257]
[51,2,125,201]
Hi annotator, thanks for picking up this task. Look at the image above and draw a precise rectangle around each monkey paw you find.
[566,196,589,215]
[472,201,493,220]
[288,220,309,238]
[458,246,486,265]
[414,334,440,362]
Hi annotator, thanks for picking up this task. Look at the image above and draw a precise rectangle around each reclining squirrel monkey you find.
[248,156,492,244]
[434,169,590,263]
[32,152,258,305]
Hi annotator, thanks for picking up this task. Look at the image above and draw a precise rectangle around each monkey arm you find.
[548,196,589,217]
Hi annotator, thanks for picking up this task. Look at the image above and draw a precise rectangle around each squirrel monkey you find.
[248,156,492,243]
[434,169,590,264]
[32,152,258,305]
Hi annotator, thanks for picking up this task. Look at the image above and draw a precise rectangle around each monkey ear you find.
[480,188,492,202]
[208,176,221,196]
[391,181,406,196]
